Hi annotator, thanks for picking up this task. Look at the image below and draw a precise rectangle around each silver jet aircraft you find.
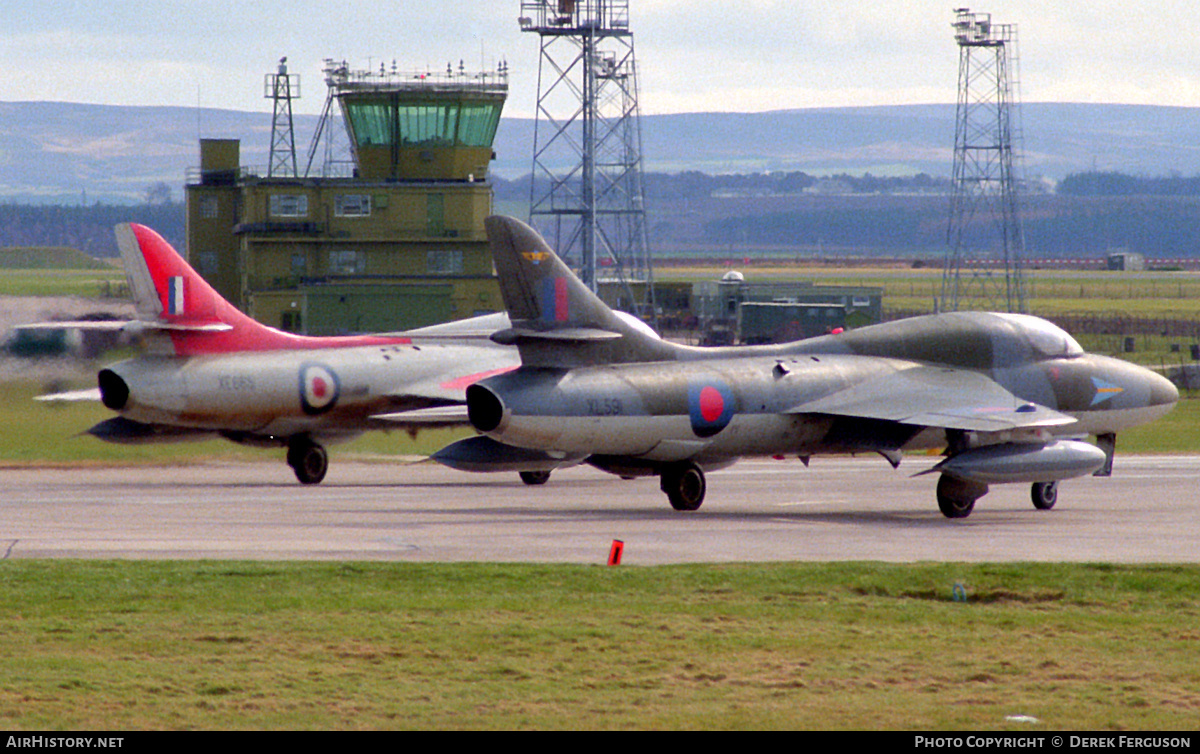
[433,216,1179,518]
[80,224,518,483]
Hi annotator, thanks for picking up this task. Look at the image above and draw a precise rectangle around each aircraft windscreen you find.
[994,313,1084,359]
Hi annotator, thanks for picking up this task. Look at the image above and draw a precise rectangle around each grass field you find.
[7,260,1200,319]
[0,269,125,298]
[0,560,1196,730]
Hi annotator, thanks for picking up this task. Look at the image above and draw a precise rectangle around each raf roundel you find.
[299,363,340,415]
[688,380,736,438]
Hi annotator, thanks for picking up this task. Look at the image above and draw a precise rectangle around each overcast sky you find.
[3,1,1199,118]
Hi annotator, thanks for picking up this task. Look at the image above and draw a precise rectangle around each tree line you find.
[492,171,953,202]
[698,193,1200,259]
[0,202,185,258]
[6,169,1200,261]
[1057,171,1200,197]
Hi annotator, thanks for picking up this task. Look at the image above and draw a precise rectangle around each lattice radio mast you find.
[941,8,1027,314]
[265,57,300,178]
[519,0,653,311]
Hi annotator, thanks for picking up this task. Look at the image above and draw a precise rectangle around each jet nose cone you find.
[1077,355,1180,432]
[1149,368,1180,407]
[1104,356,1179,408]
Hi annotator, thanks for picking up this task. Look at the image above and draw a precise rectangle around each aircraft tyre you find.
[1031,481,1058,510]
[936,474,986,519]
[519,470,551,486]
[661,462,706,511]
[287,438,328,485]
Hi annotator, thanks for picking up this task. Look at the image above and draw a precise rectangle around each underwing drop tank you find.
[929,440,1108,485]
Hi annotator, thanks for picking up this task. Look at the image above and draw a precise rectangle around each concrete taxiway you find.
[1,455,1197,564]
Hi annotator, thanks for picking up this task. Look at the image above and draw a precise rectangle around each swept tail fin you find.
[116,224,327,355]
[484,215,678,367]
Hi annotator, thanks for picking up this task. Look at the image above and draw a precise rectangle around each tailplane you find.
[484,215,677,367]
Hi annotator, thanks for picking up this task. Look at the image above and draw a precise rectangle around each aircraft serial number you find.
[217,375,256,391]
[586,398,623,416]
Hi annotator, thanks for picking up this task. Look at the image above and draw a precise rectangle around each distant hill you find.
[4,100,1200,203]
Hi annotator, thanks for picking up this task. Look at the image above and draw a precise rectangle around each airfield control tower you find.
[519,0,653,315]
[186,59,509,334]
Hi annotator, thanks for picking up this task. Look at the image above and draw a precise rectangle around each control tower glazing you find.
[329,62,508,182]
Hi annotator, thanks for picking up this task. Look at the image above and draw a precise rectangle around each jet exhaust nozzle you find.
[97,368,130,411]
[466,383,507,434]
[932,440,1107,485]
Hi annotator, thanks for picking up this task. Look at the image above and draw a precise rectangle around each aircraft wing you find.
[384,312,512,340]
[36,387,102,402]
[13,320,127,332]
[790,364,1076,432]
[371,405,469,425]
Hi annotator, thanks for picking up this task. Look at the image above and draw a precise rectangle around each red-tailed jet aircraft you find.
[72,224,518,483]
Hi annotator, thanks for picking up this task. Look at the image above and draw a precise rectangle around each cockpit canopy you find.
[990,313,1084,360]
[821,311,1085,369]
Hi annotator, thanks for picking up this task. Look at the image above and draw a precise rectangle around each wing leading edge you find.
[790,365,1076,433]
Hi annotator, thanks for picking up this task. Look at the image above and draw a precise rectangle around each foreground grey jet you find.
[67,224,519,483]
[433,216,1179,518]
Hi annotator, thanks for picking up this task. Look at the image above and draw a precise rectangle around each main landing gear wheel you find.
[661,462,706,511]
[1031,481,1058,510]
[936,474,987,519]
[519,470,551,486]
[287,438,328,485]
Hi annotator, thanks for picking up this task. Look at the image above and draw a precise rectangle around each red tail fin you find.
[116,224,405,355]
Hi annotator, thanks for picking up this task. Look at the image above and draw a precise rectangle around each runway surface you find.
[2,455,1197,564]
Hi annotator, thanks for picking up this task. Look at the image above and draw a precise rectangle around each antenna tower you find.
[304,59,356,178]
[941,8,1027,314]
[265,57,301,178]
[519,0,653,310]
